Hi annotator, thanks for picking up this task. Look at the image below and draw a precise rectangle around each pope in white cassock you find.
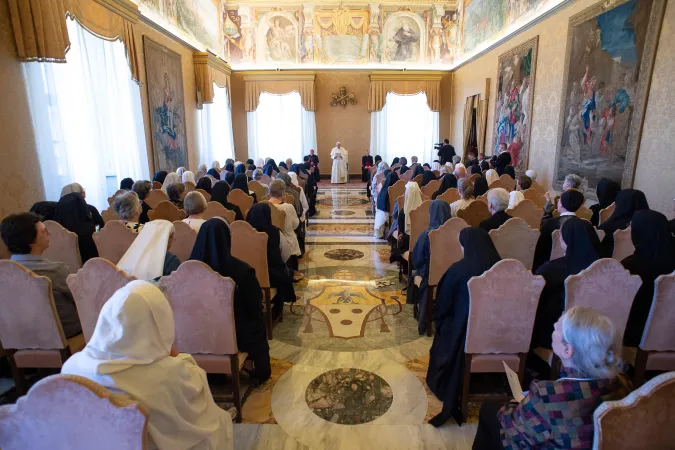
[330,142,348,184]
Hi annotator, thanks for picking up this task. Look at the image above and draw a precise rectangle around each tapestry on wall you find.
[143,37,188,172]
[492,36,538,173]
[553,0,666,196]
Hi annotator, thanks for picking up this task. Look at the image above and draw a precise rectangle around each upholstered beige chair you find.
[43,221,82,275]
[144,189,169,209]
[151,181,162,190]
[100,207,119,223]
[530,180,546,195]
[412,174,423,187]
[259,174,273,186]
[147,201,186,222]
[506,199,543,229]
[462,259,545,421]
[565,258,642,343]
[522,188,546,208]
[0,261,85,394]
[107,189,126,205]
[433,170,440,178]
[170,220,197,263]
[194,188,211,202]
[158,261,247,422]
[437,188,460,204]
[0,241,9,260]
[0,374,149,450]
[261,201,286,230]
[203,202,235,223]
[230,221,276,338]
[576,205,593,222]
[248,180,268,200]
[457,201,491,227]
[499,174,516,191]
[592,371,675,450]
[184,181,196,192]
[612,227,635,261]
[421,180,441,198]
[403,200,432,282]
[227,189,254,218]
[489,218,539,269]
[67,258,136,343]
[475,193,488,204]
[387,180,407,217]
[467,173,480,184]
[627,271,675,386]
[599,202,615,226]
[93,221,138,265]
[416,218,469,336]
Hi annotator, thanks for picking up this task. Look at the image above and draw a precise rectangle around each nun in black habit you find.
[233,173,256,203]
[54,193,99,263]
[589,178,621,227]
[196,177,213,194]
[406,200,451,335]
[29,201,58,221]
[189,218,271,383]
[432,174,457,200]
[531,217,602,349]
[210,181,244,221]
[622,210,675,346]
[599,189,649,257]
[206,168,221,180]
[246,203,297,319]
[427,228,501,426]
[153,171,168,184]
[421,170,436,187]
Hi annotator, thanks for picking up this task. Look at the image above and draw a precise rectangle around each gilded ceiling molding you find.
[368,71,443,112]
[193,52,232,104]
[241,71,317,111]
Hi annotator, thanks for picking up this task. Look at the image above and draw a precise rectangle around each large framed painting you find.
[492,36,538,173]
[143,37,188,172]
[553,0,666,196]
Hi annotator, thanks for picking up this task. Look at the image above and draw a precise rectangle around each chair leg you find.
[461,353,472,423]
[426,287,434,337]
[6,351,27,396]
[230,356,242,423]
[633,349,648,387]
[264,288,273,340]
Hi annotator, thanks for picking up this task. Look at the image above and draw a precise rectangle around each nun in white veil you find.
[182,171,196,185]
[117,220,181,280]
[162,172,181,193]
[62,280,234,450]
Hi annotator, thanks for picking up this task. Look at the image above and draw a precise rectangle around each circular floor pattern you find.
[331,210,355,216]
[323,249,365,261]
[317,197,369,206]
[305,368,393,425]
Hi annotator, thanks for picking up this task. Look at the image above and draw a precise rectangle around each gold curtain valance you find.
[66,0,141,83]
[193,52,231,105]
[243,71,316,112]
[368,72,443,112]
[8,0,70,62]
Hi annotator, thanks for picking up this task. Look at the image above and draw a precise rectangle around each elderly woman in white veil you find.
[62,280,235,450]
[161,172,181,193]
[117,220,181,280]
[371,161,389,199]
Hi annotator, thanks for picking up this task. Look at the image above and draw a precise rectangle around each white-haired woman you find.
[113,191,144,233]
[472,306,630,449]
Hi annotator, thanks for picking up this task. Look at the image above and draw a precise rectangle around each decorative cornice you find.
[241,70,317,81]
[193,52,232,76]
[92,0,140,23]
[369,70,444,81]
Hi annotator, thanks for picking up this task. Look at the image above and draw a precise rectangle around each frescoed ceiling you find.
[132,0,569,69]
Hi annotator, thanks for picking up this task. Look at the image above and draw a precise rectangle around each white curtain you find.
[24,19,148,212]
[247,91,316,165]
[199,85,235,168]
[370,92,439,166]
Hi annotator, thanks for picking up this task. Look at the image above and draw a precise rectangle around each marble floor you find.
[233,182,478,449]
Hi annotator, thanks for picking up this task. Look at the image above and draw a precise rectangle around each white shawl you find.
[118,220,174,280]
[62,281,233,450]
[486,169,500,186]
[403,181,424,235]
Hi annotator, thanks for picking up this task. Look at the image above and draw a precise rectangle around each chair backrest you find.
[506,199,542,229]
[577,205,593,221]
[433,170,440,178]
[147,201,186,222]
[488,218,539,270]
[396,195,404,214]
[194,188,211,202]
[639,271,675,351]
[475,193,488,204]
[466,259,545,354]
[522,188,546,208]
[202,202,235,223]
[0,374,149,450]
[592,371,675,450]
[421,180,441,198]
[564,258,642,342]
[457,201,491,227]
[284,193,295,207]
[400,169,414,182]
[467,173,480,184]
[428,218,469,286]
[530,180,546,195]
[230,221,270,289]
[248,180,267,200]
[437,188,460,204]
[388,180,406,214]
[184,181,196,193]
[93,221,138,265]
[158,261,238,355]
[409,201,432,255]
[66,258,136,342]
[151,181,162,190]
[100,207,119,223]
[43,221,82,274]
[169,221,197,263]
[260,174,272,186]
[0,260,66,350]
[262,201,286,230]
[551,227,605,260]
[599,202,615,226]
[107,189,126,205]
[612,227,635,261]
[500,174,516,191]
[144,189,169,209]
[412,174,423,186]
[227,189,254,218]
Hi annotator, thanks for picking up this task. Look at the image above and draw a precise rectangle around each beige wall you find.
[451,0,675,218]
[231,70,453,176]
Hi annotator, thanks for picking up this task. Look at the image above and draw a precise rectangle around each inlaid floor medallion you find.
[323,248,365,260]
